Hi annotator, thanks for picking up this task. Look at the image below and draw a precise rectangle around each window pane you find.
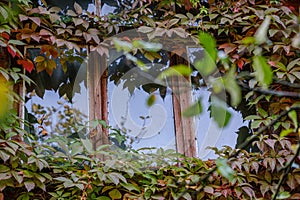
[187,46,248,159]
[192,88,247,159]
[25,48,88,140]
[107,54,176,151]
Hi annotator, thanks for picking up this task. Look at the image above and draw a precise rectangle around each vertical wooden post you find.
[170,54,197,157]
[95,0,101,16]
[88,52,110,152]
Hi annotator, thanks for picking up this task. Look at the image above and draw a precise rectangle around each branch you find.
[272,138,300,200]
[238,81,300,98]
[274,78,300,89]
[178,106,300,199]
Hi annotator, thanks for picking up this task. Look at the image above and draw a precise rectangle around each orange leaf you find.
[41,129,48,136]
[237,59,244,69]
[45,59,57,76]
[17,59,34,73]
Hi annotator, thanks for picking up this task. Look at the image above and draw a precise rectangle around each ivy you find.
[0,0,300,199]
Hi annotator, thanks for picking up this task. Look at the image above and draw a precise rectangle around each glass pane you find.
[107,54,176,151]
[192,88,247,159]
[187,46,248,159]
[24,47,88,141]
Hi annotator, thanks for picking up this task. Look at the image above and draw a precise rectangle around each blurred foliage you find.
[0,0,300,199]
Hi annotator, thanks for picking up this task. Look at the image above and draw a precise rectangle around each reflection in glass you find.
[187,46,247,159]
[107,52,176,151]
[107,80,176,150]
[192,88,247,159]
[24,47,88,142]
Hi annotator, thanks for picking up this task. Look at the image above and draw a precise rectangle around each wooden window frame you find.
[88,50,197,157]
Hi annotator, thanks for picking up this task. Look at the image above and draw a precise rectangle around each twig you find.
[238,81,300,98]
[272,139,300,200]
[178,106,300,199]
[274,78,300,89]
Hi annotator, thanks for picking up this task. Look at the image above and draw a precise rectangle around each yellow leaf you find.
[34,56,45,63]
[36,62,45,73]
[0,77,11,118]
[45,59,57,76]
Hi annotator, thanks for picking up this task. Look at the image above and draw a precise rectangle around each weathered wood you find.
[88,52,110,152]
[170,54,197,157]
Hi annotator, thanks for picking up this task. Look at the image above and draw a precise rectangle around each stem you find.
[272,139,300,200]
[178,106,300,199]
[238,81,300,98]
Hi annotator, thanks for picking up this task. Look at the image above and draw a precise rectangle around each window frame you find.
[88,49,197,156]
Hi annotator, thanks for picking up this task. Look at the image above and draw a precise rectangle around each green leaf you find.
[0,151,10,162]
[258,108,268,118]
[182,100,202,117]
[253,56,273,88]
[132,40,162,52]
[288,110,298,129]
[273,191,291,199]
[120,183,140,192]
[210,97,231,128]
[182,192,192,200]
[244,115,262,120]
[198,32,217,60]
[280,129,294,138]
[137,26,154,33]
[0,165,10,173]
[8,40,26,45]
[16,193,30,200]
[158,64,192,79]
[255,15,271,45]
[195,52,216,77]
[107,172,127,185]
[81,139,93,154]
[216,158,235,182]
[113,38,133,53]
[75,183,84,190]
[63,180,74,188]
[147,94,156,107]
[109,189,122,200]
[223,68,241,106]
[195,32,217,76]
[54,177,70,182]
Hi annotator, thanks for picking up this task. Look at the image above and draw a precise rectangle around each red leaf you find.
[17,59,34,73]
[1,32,10,40]
[7,45,16,57]
[183,0,192,10]
[268,61,277,67]
[219,43,237,54]
[237,59,244,69]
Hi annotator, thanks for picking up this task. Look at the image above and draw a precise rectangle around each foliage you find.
[0,121,300,199]
[0,0,300,199]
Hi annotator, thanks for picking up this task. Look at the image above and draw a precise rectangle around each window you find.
[24,46,88,142]
[23,1,247,159]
